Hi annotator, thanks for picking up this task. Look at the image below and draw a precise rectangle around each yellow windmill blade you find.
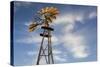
[29,23,38,32]
[46,7,51,12]
[45,7,49,13]
[50,7,56,12]
[37,7,59,24]
[47,16,52,23]
[44,15,51,22]
[39,7,59,15]
[50,7,58,13]
[40,7,50,13]
[50,7,54,11]
[41,7,49,14]
[51,10,59,15]
[48,8,59,16]
[41,8,45,14]
[51,15,56,19]
[47,15,56,21]
[47,7,54,14]
[40,8,45,14]
[53,7,58,11]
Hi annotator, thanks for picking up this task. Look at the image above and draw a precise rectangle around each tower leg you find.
[36,34,45,65]
[47,31,54,64]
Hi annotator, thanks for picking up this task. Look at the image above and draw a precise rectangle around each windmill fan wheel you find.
[38,7,59,23]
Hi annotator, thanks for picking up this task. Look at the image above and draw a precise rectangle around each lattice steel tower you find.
[36,24,54,64]
[28,7,59,65]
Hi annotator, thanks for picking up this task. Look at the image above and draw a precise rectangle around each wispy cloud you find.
[54,11,97,25]
[16,33,42,44]
[53,49,68,62]
[88,12,97,19]
[52,11,95,58]
[53,49,62,55]
[24,21,33,26]
[62,34,89,58]
[14,1,33,7]
[54,55,67,62]
[14,1,33,13]
[27,51,37,56]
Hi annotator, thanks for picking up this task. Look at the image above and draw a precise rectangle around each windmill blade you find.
[29,27,36,32]
[47,17,52,23]
[51,10,59,15]
[29,23,38,32]
[45,7,49,13]
[49,14,57,19]
[44,15,53,23]
[41,8,45,14]
[39,7,59,15]
[51,15,56,19]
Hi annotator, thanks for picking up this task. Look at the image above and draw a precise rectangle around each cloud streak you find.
[16,34,42,44]
[54,11,97,25]
[53,49,68,62]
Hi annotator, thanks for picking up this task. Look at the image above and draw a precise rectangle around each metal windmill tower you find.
[28,7,59,65]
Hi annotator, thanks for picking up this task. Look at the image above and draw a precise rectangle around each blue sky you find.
[12,1,97,66]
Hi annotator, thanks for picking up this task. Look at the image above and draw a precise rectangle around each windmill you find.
[28,7,59,65]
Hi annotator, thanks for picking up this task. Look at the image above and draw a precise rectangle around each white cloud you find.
[14,1,33,13]
[16,34,42,44]
[88,12,97,19]
[24,21,33,26]
[16,32,59,47]
[27,51,37,56]
[53,50,62,55]
[62,24,74,33]
[14,1,33,7]
[54,55,67,62]
[52,13,85,34]
[54,11,97,25]
[53,13,84,25]
[61,33,89,58]
[53,49,68,62]
[51,35,59,46]
[54,14,76,25]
